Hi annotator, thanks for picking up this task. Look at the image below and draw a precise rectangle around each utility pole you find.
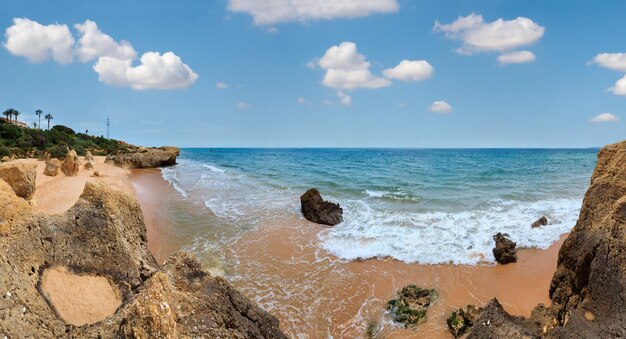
[107,118,110,139]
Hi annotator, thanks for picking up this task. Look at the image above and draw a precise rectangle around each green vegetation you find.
[0,109,134,159]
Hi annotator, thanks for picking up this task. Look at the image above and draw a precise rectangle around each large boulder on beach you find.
[0,180,286,338]
[492,233,517,264]
[43,158,61,176]
[61,149,79,176]
[300,188,343,226]
[84,160,94,170]
[0,159,37,200]
[84,150,95,162]
[105,147,179,168]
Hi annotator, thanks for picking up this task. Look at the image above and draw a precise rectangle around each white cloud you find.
[383,59,434,81]
[227,0,399,26]
[430,100,453,114]
[75,20,136,62]
[497,50,535,64]
[216,82,230,89]
[336,91,352,106]
[4,18,75,63]
[611,75,626,96]
[592,53,626,72]
[317,42,390,89]
[236,102,252,109]
[93,51,199,90]
[434,13,544,63]
[591,113,619,123]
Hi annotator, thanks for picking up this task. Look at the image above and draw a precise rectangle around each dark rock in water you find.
[300,188,343,226]
[531,216,548,228]
[386,285,436,328]
[447,305,482,338]
[493,232,517,264]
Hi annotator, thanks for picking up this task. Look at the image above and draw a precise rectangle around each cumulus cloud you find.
[75,20,136,62]
[497,50,535,64]
[316,41,390,89]
[611,75,626,96]
[591,113,619,123]
[383,59,434,81]
[227,0,399,25]
[216,82,230,89]
[236,102,252,109]
[592,53,626,72]
[429,100,453,114]
[4,18,75,63]
[336,91,352,106]
[93,51,199,90]
[434,13,544,63]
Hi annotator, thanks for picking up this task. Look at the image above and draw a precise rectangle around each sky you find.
[0,0,625,148]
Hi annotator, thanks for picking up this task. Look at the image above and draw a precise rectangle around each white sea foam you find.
[160,167,188,198]
[319,198,581,265]
[203,164,226,173]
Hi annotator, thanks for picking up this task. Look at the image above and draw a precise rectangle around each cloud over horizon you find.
[3,18,197,90]
[227,0,399,26]
[434,13,544,64]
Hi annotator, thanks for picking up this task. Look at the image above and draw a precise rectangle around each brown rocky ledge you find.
[105,146,179,169]
[455,140,626,338]
[0,179,286,338]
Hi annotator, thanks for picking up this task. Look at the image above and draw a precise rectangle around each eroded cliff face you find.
[465,141,626,338]
[0,180,285,338]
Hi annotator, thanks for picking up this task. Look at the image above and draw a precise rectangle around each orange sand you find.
[39,267,121,326]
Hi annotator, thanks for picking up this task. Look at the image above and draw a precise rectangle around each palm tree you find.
[44,114,53,130]
[2,109,11,122]
[12,110,20,124]
[35,109,43,129]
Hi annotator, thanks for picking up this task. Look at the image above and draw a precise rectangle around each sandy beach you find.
[31,159,567,338]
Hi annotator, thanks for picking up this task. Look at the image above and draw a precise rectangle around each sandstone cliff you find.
[0,179,285,338]
[105,147,179,169]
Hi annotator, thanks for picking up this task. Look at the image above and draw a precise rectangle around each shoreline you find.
[32,159,568,338]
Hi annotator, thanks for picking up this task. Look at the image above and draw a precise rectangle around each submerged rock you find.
[0,160,37,200]
[386,285,436,328]
[300,188,343,226]
[531,216,548,228]
[105,147,179,168]
[493,232,517,264]
[43,158,60,176]
[0,179,286,338]
[61,149,79,176]
[447,305,482,338]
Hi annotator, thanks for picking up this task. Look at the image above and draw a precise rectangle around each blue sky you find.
[1,0,625,148]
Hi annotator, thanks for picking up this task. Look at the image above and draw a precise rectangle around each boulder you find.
[61,150,79,176]
[84,150,95,162]
[93,170,100,177]
[300,188,343,226]
[43,158,61,176]
[105,147,178,168]
[447,305,482,338]
[493,233,517,264]
[0,180,286,338]
[84,161,94,170]
[1,156,10,162]
[386,285,436,328]
[0,160,37,200]
[531,216,548,228]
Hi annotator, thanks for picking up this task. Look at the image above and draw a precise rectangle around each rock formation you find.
[493,232,517,264]
[386,285,436,328]
[457,140,626,338]
[84,161,94,170]
[85,150,95,162]
[0,159,37,200]
[300,188,343,226]
[43,158,60,176]
[61,150,79,176]
[532,216,549,228]
[447,305,481,338]
[0,179,286,338]
[105,147,179,168]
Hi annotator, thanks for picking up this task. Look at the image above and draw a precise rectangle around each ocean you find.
[161,148,596,265]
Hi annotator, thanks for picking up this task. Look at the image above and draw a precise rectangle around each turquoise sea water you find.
[161,148,597,265]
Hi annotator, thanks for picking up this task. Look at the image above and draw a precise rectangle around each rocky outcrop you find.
[0,180,286,338]
[447,305,482,338]
[493,232,517,264]
[461,140,626,338]
[43,158,60,176]
[84,161,94,170]
[532,216,549,228]
[386,285,436,328]
[105,147,179,168]
[84,150,95,163]
[0,160,37,200]
[61,149,79,176]
[300,188,343,226]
